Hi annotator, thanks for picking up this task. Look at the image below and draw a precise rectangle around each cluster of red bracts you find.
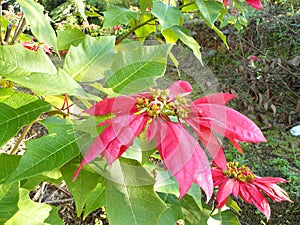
[72,80,291,220]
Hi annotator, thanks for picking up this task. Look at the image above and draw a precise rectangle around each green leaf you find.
[7,69,88,96]
[5,188,52,225]
[132,14,156,42]
[102,5,138,28]
[105,158,167,225]
[157,193,184,224]
[44,206,64,225]
[83,182,106,219]
[140,0,152,13]
[154,171,180,197]
[187,183,202,210]
[171,26,203,64]
[196,0,223,28]
[0,182,19,224]
[7,117,80,183]
[0,100,51,148]
[210,210,241,225]
[0,154,21,184]
[17,0,57,52]
[226,196,241,215]
[61,158,104,215]
[73,0,88,22]
[106,44,172,94]
[0,44,57,76]
[212,26,228,48]
[0,45,83,96]
[162,28,179,43]
[63,35,115,82]
[57,27,86,50]
[180,195,211,225]
[151,1,183,31]
[0,88,38,108]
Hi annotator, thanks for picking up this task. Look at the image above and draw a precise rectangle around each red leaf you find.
[150,119,213,199]
[215,178,235,208]
[193,104,266,143]
[192,93,235,106]
[198,127,227,169]
[73,115,148,181]
[168,80,192,99]
[85,96,138,116]
[246,0,263,9]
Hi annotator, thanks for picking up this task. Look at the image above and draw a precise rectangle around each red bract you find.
[223,0,263,10]
[21,40,52,54]
[73,81,266,199]
[212,162,292,220]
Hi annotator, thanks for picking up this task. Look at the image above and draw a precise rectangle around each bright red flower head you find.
[212,162,292,220]
[223,0,263,10]
[73,81,266,199]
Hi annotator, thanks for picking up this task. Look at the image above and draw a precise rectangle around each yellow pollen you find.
[224,162,255,182]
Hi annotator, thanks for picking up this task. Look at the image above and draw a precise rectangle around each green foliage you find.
[0,0,283,224]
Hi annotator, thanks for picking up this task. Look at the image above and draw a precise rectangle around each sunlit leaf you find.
[0,100,51,148]
[103,5,138,28]
[57,27,86,50]
[0,44,57,75]
[61,158,104,215]
[210,210,241,225]
[73,0,88,21]
[5,188,52,225]
[151,1,183,31]
[105,158,167,225]
[106,44,172,94]
[171,26,203,64]
[7,69,88,96]
[196,0,223,28]
[63,35,115,82]
[6,117,80,183]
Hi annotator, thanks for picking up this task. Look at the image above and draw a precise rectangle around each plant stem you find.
[10,122,34,154]
[0,23,3,45]
[10,15,26,44]
[4,23,12,43]
[116,17,156,45]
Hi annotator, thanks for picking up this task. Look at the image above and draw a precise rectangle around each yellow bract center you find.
[136,88,191,118]
[224,162,255,182]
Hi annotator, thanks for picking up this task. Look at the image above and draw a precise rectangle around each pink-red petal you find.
[73,114,148,181]
[193,104,266,143]
[168,80,192,99]
[192,93,236,106]
[246,0,263,9]
[151,119,213,199]
[85,96,138,116]
[215,178,235,208]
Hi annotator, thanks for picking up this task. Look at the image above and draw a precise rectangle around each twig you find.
[10,121,34,154]
[4,23,12,43]
[44,198,74,205]
[10,15,26,44]
[116,17,156,45]
[0,23,3,45]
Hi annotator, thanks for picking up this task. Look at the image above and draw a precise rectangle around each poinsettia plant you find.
[0,0,292,224]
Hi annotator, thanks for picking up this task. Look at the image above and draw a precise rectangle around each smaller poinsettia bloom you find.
[223,0,263,10]
[212,162,292,220]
